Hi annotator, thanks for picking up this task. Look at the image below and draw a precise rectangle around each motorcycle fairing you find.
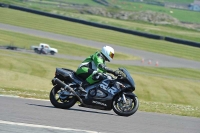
[82,79,121,110]
[119,68,135,90]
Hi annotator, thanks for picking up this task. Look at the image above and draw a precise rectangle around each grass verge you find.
[0,49,199,117]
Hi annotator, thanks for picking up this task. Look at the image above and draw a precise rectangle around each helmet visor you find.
[109,52,114,59]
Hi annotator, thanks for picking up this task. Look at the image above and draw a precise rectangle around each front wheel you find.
[113,93,139,116]
[50,85,77,109]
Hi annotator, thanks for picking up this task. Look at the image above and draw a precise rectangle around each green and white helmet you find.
[101,46,114,62]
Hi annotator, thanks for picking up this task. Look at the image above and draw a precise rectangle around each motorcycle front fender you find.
[123,92,137,98]
[52,77,57,85]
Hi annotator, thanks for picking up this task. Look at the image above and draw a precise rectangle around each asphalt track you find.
[0,96,199,133]
[0,23,200,68]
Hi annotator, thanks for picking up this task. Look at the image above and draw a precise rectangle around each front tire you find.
[50,85,77,109]
[113,93,139,116]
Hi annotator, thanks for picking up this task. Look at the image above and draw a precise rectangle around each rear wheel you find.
[50,85,77,109]
[113,93,139,116]
[34,48,39,53]
[50,51,55,55]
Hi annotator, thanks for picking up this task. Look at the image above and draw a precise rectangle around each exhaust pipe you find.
[53,78,85,105]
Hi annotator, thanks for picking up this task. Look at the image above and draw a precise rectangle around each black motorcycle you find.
[50,67,139,116]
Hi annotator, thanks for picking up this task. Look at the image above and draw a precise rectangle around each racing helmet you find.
[101,46,114,62]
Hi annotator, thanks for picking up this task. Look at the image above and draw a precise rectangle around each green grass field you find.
[1,0,199,24]
[106,0,200,23]
[0,48,199,117]
[55,12,200,42]
[0,8,200,62]
[1,0,200,43]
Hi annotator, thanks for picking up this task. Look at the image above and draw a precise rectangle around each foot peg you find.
[78,86,87,95]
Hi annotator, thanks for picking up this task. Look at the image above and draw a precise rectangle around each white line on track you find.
[0,94,49,101]
[0,120,100,133]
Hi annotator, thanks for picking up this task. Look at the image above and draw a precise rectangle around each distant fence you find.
[165,37,200,47]
[0,3,200,48]
[7,4,163,40]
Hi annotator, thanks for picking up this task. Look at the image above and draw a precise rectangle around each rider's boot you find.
[82,81,89,88]
[78,86,87,95]
[78,81,89,96]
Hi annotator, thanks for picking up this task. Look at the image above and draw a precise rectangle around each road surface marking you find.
[0,120,100,133]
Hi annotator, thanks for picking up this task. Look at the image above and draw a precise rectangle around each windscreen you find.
[119,68,135,88]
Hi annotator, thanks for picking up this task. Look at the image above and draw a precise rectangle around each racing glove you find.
[99,64,114,74]
[114,70,124,77]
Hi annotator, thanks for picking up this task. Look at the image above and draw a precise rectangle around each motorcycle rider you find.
[76,46,122,94]
[39,45,44,54]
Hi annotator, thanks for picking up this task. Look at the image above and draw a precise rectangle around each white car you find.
[31,43,58,55]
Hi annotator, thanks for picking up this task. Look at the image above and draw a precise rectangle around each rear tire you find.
[113,93,139,116]
[50,85,77,109]
[34,48,39,53]
[50,51,55,55]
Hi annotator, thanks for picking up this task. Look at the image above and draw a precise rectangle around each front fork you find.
[122,93,127,104]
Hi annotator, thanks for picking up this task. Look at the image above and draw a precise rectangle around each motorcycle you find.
[37,48,47,55]
[50,67,139,116]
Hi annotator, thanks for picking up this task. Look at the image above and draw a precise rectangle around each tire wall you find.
[165,37,200,48]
